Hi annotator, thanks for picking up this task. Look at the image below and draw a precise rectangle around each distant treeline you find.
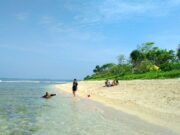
[84,42,180,80]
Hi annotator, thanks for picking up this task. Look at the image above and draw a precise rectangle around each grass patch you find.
[85,70,180,80]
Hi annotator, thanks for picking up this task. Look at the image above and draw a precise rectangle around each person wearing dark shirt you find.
[72,79,78,97]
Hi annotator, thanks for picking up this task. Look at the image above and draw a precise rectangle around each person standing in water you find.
[72,79,78,97]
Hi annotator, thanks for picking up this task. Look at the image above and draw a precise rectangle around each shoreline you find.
[56,79,180,133]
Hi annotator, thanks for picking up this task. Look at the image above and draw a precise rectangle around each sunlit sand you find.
[56,79,180,133]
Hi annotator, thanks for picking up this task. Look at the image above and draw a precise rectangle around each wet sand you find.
[56,79,180,134]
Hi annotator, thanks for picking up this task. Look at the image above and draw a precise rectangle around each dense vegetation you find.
[84,42,180,80]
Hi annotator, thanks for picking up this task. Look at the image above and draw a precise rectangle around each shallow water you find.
[0,82,179,135]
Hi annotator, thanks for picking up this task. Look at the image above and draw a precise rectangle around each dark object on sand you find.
[42,92,56,99]
[87,94,91,97]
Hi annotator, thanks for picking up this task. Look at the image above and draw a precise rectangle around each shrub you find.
[138,60,159,73]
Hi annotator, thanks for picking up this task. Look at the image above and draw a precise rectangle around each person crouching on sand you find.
[72,79,78,97]
[42,92,56,99]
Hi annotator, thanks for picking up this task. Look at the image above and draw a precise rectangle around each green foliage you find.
[139,60,159,72]
[118,70,180,80]
[172,62,180,70]
[92,63,116,75]
[160,62,180,71]
[146,47,175,67]
[85,42,180,80]
[110,64,132,75]
[101,63,115,72]
[84,70,180,80]
[131,42,176,72]
[84,75,90,80]
[130,50,144,67]
[93,65,101,74]
[177,45,180,60]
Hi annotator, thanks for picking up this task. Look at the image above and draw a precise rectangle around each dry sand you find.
[56,79,180,133]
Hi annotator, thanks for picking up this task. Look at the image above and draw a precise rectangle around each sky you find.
[0,0,180,80]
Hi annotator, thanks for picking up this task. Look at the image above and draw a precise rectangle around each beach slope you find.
[56,79,180,133]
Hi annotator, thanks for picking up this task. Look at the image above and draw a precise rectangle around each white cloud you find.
[72,0,180,23]
[15,13,29,21]
[40,16,55,24]
[39,15,105,44]
[99,0,152,18]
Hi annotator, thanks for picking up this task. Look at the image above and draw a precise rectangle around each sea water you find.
[0,80,179,135]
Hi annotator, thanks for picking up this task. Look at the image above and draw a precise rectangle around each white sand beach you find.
[56,79,180,133]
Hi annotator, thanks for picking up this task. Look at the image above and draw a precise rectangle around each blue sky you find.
[0,0,180,79]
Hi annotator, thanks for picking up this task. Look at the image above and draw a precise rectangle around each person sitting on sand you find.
[105,80,111,87]
[115,79,119,85]
[72,79,78,97]
[112,79,119,86]
[112,80,116,86]
[42,92,56,98]
[105,80,108,86]
[105,80,119,87]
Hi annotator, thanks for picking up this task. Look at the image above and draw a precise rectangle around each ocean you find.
[0,80,179,135]
[0,80,67,135]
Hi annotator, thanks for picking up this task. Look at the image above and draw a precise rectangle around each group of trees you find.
[130,42,179,72]
[85,42,180,80]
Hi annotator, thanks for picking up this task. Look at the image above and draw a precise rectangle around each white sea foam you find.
[0,80,67,84]
[0,80,40,83]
